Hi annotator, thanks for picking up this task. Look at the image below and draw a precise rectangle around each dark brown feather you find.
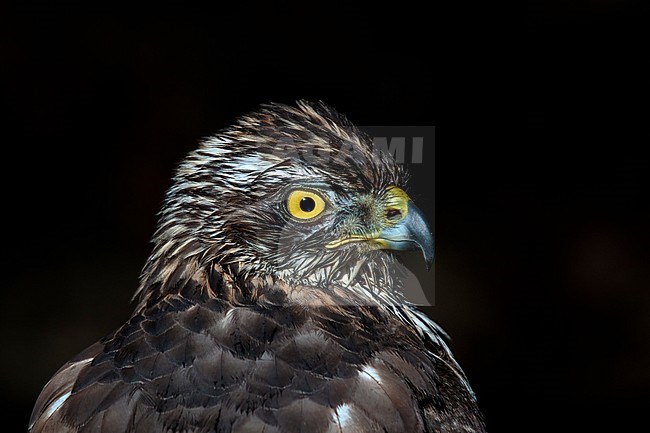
[30,265,485,432]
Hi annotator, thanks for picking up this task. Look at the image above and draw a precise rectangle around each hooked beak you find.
[326,187,434,270]
[377,200,434,270]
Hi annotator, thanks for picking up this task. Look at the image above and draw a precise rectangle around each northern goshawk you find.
[30,101,486,432]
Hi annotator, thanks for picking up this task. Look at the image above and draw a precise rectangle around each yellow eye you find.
[286,190,326,220]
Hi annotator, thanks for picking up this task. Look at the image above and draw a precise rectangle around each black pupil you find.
[300,197,316,213]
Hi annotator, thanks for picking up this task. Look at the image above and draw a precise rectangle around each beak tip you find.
[423,243,434,271]
[375,199,434,270]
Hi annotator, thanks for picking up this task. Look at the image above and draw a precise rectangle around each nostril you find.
[386,209,402,220]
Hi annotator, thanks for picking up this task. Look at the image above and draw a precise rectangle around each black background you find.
[2,3,649,432]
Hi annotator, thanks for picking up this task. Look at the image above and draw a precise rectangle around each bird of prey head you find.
[30,101,486,433]
[136,101,433,309]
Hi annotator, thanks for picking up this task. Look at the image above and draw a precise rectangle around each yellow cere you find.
[325,186,410,250]
[384,186,409,224]
[286,190,327,220]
